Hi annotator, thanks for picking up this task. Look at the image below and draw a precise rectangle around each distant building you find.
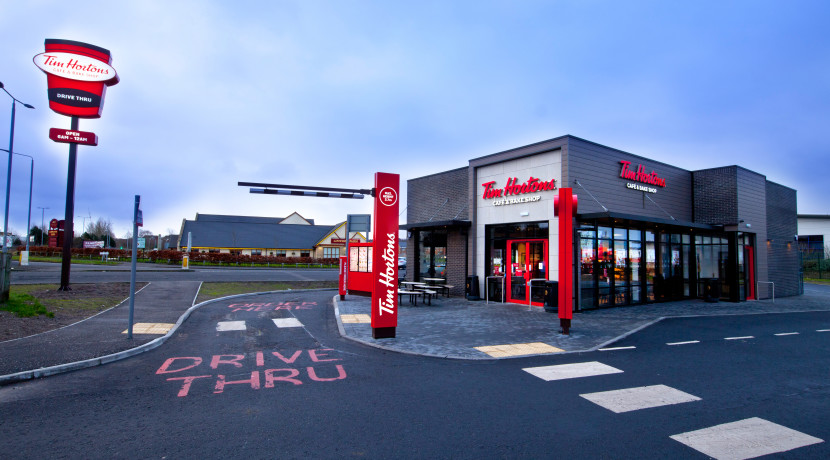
[798,214,830,260]
[177,212,366,258]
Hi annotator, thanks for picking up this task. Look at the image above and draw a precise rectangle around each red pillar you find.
[339,255,347,300]
[556,188,575,334]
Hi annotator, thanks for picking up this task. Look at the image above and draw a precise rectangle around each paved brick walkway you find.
[335,283,830,359]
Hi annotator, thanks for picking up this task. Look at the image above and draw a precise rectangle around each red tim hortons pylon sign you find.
[371,172,400,339]
[33,38,119,291]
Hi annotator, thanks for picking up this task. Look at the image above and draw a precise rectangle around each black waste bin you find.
[544,281,558,313]
[704,278,720,303]
[466,275,481,300]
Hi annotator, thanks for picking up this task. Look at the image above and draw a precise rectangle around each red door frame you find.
[745,245,755,300]
[505,238,548,306]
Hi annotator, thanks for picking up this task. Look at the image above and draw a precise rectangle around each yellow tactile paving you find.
[475,342,564,358]
[121,323,175,335]
[340,314,372,324]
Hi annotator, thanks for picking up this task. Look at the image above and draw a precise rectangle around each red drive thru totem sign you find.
[371,173,400,339]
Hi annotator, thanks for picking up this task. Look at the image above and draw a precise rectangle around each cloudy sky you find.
[1,0,828,240]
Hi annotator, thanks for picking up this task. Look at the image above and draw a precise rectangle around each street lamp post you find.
[77,215,87,238]
[38,207,49,246]
[0,81,34,301]
[0,150,33,252]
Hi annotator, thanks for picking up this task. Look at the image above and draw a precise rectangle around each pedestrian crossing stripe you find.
[121,323,175,335]
[523,361,623,381]
[580,384,701,413]
[476,342,564,358]
[272,318,303,328]
[216,321,246,331]
[670,417,823,459]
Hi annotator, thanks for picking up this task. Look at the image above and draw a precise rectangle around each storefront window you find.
[695,235,728,298]
[630,237,642,304]
[597,238,612,306]
[645,231,656,301]
[579,228,596,309]
[418,231,447,280]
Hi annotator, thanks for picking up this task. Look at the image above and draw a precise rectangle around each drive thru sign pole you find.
[370,173,400,339]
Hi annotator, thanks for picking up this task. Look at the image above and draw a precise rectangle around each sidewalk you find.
[0,281,201,382]
[335,284,830,359]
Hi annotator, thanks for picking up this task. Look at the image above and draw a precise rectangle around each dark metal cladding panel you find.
[737,167,769,288]
[565,137,693,221]
[765,181,800,297]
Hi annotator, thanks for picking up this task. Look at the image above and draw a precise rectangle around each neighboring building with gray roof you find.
[177,212,365,259]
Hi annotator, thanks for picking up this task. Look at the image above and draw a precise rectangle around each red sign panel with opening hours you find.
[49,128,98,146]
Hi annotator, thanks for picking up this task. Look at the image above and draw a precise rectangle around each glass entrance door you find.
[506,239,548,305]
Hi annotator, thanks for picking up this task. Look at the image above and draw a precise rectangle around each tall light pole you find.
[1,82,34,253]
[0,150,33,252]
[77,215,87,238]
[38,206,49,246]
[0,81,34,301]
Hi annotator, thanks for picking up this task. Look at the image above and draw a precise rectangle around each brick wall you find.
[693,166,738,225]
[446,230,468,296]
[407,167,469,224]
[405,166,469,287]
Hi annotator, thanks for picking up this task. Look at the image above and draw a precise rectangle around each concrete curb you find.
[0,287,338,386]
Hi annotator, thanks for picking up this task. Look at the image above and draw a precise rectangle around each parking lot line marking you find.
[122,323,175,335]
[774,332,799,336]
[272,318,303,328]
[216,321,246,332]
[523,361,623,381]
[724,336,754,340]
[817,329,830,332]
[667,340,700,346]
[580,384,701,413]
[340,314,371,324]
[476,342,564,358]
[670,417,824,460]
[598,346,636,351]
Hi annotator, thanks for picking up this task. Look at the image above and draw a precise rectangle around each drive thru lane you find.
[1,291,828,459]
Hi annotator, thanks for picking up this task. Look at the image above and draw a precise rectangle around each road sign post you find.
[128,195,140,339]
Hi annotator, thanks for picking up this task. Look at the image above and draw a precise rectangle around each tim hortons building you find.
[403,135,800,310]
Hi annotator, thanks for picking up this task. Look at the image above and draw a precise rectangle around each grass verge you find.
[196,281,337,304]
[806,278,830,285]
[1,283,145,342]
[0,292,54,318]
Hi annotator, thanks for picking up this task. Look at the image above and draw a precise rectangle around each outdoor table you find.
[433,284,453,297]
[398,289,420,306]
[423,278,445,285]
[401,281,427,288]
[413,287,437,305]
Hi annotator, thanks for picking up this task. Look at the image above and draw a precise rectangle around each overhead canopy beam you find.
[239,181,373,199]
[249,188,365,199]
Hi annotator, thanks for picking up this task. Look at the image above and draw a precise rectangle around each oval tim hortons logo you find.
[33,52,117,82]
[379,187,397,206]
